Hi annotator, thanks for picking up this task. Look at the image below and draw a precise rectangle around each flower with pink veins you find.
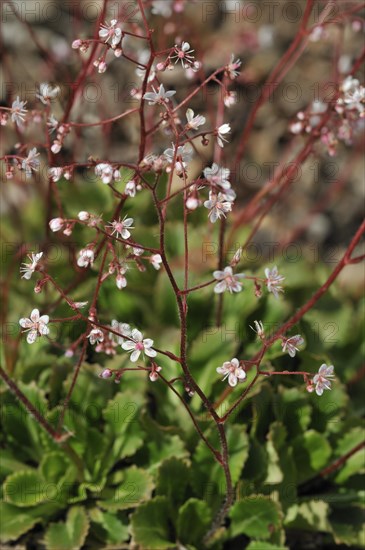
[19,309,50,344]
[122,329,157,362]
[106,216,134,239]
[217,358,246,387]
[309,364,335,396]
[203,192,233,223]
[282,335,304,357]
[20,252,43,280]
[11,97,28,125]
[264,266,285,298]
[216,123,231,148]
[213,266,245,294]
[98,19,122,48]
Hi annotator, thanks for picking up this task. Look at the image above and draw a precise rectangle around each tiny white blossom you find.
[49,217,64,232]
[216,358,246,387]
[11,97,28,125]
[164,143,193,175]
[111,320,131,345]
[213,266,245,294]
[143,84,176,105]
[22,148,40,178]
[77,248,94,268]
[310,364,335,396]
[19,309,49,344]
[282,335,304,357]
[150,254,162,270]
[122,329,157,362]
[264,266,285,298]
[36,83,60,104]
[186,108,206,130]
[172,42,195,68]
[88,328,104,345]
[95,163,114,184]
[203,192,233,223]
[204,163,235,200]
[20,252,43,280]
[125,180,137,197]
[216,123,231,147]
[106,216,134,239]
[98,19,122,48]
[227,54,242,79]
[149,364,162,382]
[340,76,365,115]
[48,167,63,182]
[250,320,265,340]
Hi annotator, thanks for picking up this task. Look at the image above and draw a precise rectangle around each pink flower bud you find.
[114,48,122,57]
[156,62,166,72]
[49,217,64,232]
[72,39,82,49]
[51,141,61,154]
[78,211,90,221]
[100,368,113,379]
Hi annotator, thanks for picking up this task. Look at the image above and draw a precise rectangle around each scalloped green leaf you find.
[44,505,89,550]
[130,496,175,549]
[177,498,212,546]
[88,507,129,544]
[3,470,51,507]
[40,452,72,484]
[334,427,365,484]
[230,496,282,540]
[156,457,190,510]
[0,501,41,542]
[98,466,154,511]
[292,430,332,482]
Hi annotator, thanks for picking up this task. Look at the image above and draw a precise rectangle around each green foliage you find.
[1,177,364,548]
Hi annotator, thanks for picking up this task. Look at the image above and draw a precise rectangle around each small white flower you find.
[95,163,114,184]
[164,143,193,175]
[116,271,127,289]
[216,123,231,148]
[203,192,233,223]
[213,266,245,294]
[88,328,104,345]
[171,42,195,69]
[77,248,94,268]
[125,180,137,197]
[216,358,246,387]
[227,54,242,79]
[36,83,60,104]
[340,76,365,115]
[224,90,237,107]
[265,266,285,298]
[282,335,304,357]
[149,364,162,382]
[143,84,176,105]
[19,308,49,344]
[98,19,122,48]
[106,216,134,239]
[111,320,131,345]
[49,217,64,232]
[122,328,157,362]
[20,252,43,280]
[78,211,90,221]
[11,97,28,125]
[204,164,235,200]
[186,108,205,130]
[250,320,265,340]
[48,167,63,182]
[150,254,162,270]
[22,148,40,178]
[310,364,335,396]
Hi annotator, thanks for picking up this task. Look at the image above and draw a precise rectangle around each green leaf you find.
[130,496,175,549]
[156,457,190,511]
[285,500,331,533]
[3,470,52,507]
[177,498,212,546]
[44,506,89,550]
[40,452,72,484]
[230,496,282,540]
[292,430,331,482]
[334,427,365,483]
[0,501,41,542]
[99,466,154,511]
[88,507,129,544]
[246,543,288,550]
